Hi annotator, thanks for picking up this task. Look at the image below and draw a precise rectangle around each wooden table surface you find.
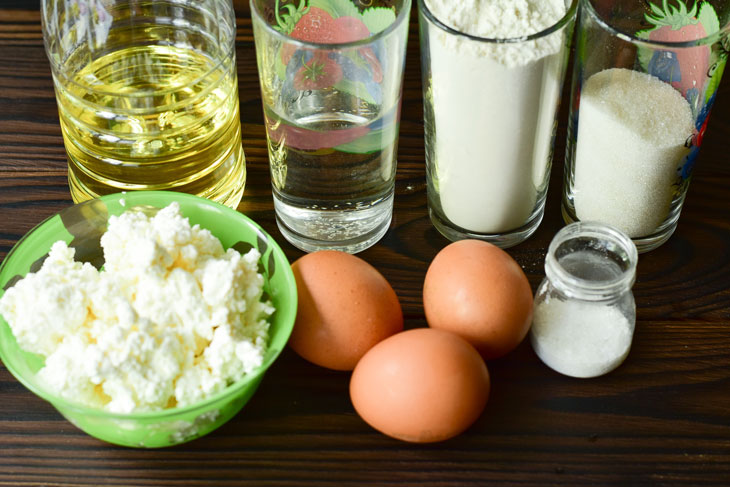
[1,2,729,486]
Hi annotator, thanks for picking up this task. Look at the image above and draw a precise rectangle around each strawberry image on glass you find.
[293,55,343,90]
[275,1,383,88]
[638,0,720,100]
[278,6,337,63]
[329,15,383,82]
[636,0,722,193]
[270,0,393,151]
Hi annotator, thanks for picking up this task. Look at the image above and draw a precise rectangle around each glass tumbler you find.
[251,0,410,254]
[563,0,730,252]
[530,221,638,378]
[41,0,246,209]
[418,0,578,248]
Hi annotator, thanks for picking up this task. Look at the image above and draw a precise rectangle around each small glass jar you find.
[530,221,638,378]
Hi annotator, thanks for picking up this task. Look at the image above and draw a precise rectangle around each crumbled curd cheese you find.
[0,203,273,413]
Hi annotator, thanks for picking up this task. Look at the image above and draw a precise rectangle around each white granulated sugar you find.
[573,68,694,238]
[531,298,633,378]
[424,0,567,234]
[0,203,273,413]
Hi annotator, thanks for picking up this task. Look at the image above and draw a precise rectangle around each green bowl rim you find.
[0,191,297,420]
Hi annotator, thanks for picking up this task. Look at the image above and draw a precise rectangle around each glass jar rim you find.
[417,0,579,44]
[583,0,730,49]
[250,0,412,49]
[545,221,638,299]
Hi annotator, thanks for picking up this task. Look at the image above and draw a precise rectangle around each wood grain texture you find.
[1,2,729,486]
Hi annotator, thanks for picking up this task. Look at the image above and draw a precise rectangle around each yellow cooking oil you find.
[55,44,245,208]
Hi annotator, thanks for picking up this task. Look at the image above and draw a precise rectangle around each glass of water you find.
[251,0,410,253]
[41,0,246,209]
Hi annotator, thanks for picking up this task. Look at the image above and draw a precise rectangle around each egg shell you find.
[423,239,533,360]
[289,250,403,371]
[350,327,490,443]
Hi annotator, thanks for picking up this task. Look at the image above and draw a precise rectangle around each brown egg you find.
[350,328,490,443]
[423,239,533,360]
[289,250,403,371]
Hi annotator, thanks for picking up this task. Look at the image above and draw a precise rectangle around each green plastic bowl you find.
[0,191,297,448]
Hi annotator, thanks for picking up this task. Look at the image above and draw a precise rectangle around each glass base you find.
[429,203,544,249]
[561,201,679,253]
[273,192,393,254]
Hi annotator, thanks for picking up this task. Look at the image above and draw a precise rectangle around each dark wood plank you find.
[0,3,729,486]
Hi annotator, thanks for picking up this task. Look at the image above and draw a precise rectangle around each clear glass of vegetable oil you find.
[41,0,246,209]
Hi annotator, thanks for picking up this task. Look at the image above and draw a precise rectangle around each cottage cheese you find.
[0,203,273,413]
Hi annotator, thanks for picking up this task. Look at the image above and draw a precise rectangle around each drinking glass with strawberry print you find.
[252,0,409,253]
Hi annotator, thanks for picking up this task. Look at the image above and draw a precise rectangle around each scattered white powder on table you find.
[573,68,695,238]
[0,203,274,413]
[530,297,633,378]
[425,0,567,234]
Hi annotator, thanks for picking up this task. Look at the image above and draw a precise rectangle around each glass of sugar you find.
[417,0,578,248]
[563,0,729,253]
[530,221,638,379]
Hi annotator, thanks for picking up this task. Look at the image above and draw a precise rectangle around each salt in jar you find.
[530,221,638,378]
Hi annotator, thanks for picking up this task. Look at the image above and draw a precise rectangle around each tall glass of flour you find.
[563,0,729,252]
[418,0,578,248]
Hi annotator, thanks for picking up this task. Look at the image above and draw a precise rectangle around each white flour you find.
[425,0,568,234]
[572,68,695,238]
[426,0,566,66]
[531,297,633,378]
